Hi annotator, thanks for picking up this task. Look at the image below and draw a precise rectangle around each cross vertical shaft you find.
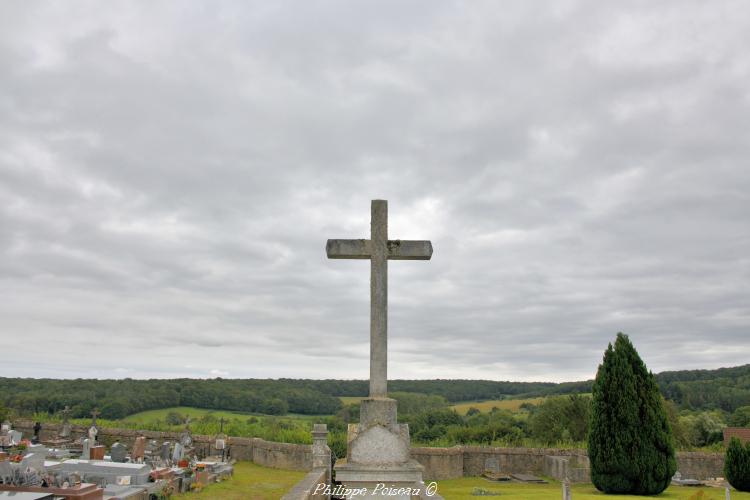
[370,200,388,397]
[326,199,432,400]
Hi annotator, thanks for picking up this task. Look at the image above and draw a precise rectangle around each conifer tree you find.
[725,437,750,492]
[588,333,676,494]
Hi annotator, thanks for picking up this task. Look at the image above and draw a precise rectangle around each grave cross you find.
[327,199,432,397]
[90,408,100,426]
[219,417,227,433]
[61,405,71,424]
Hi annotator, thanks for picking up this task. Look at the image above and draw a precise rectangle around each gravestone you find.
[110,442,127,463]
[483,456,510,481]
[81,438,91,460]
[485,457,499,473]
[160,442,171,462]
[328,200,433,497]
[180,429,192,451]
[131,436,146,462]
[172,442,184,462]
[8,429,22,444]
[59,405,72,438]
[20,451,45,472]
[46,458,152,486]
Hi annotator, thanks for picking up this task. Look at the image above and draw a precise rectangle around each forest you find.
[1,363,749,420]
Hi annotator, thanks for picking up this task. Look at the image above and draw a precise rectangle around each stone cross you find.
[90,408,100,427]
[327,199,432,397]
[61,406,71,424]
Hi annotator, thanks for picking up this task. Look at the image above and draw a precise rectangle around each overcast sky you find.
[1,1,748,383]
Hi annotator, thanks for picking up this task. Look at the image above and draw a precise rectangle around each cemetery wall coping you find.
[281,468,328,500]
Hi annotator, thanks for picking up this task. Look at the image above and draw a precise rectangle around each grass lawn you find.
[171,461,305,500]
[451,397,546,415]
[434,477,750,499]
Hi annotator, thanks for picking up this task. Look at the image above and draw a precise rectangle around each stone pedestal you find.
[334,398,425,500]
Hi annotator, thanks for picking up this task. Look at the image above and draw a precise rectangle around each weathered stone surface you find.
[110,442,127,462]
[326,200,432,398]
[358,398,398,429]
[349,425,411,465]
[326,239,432,261]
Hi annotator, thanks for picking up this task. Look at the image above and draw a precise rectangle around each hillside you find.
[1,364,749,418]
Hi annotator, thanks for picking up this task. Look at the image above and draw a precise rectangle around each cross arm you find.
[387,240,433,260]
[327,238,433,260]
[326,239,372,259]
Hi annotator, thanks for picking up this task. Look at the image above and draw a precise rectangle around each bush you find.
[529,394,590,445]
[729,406,750,428]
[588,333,676,495]
[725,437,750,492]
[165,411,185,426]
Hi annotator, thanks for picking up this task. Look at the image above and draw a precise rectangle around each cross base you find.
[334,459,427,499]
[334,398,442,499]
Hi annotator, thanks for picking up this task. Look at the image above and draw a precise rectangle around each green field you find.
[341,395,547,414]
[172,461,305,500]
[122,406,256,424]
[451,397,546,415]
[434,478,749,500]
[339,396,366,405]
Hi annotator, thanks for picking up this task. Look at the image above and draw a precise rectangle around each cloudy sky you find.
[1,1,748,383]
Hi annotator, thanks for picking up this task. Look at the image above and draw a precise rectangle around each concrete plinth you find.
[335,398,427,499]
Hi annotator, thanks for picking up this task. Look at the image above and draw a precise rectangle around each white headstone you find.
[172,442,183,462]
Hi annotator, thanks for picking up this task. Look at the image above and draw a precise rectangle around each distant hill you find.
[655,364,750,411]
[2,364,749,419]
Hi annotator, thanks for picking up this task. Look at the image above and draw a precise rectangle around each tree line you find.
[0,378,342,419]
[2,362,749,420]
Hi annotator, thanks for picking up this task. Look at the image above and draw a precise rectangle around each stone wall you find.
[675,451,725,480]
[281,469,328,500]
[409,446,463,480]
[15,420,725,481]
[410,445,723,482]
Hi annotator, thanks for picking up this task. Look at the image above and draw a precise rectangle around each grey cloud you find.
[0,0,748,382]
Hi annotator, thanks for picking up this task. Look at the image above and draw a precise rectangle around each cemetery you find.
[0,412,234,499]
